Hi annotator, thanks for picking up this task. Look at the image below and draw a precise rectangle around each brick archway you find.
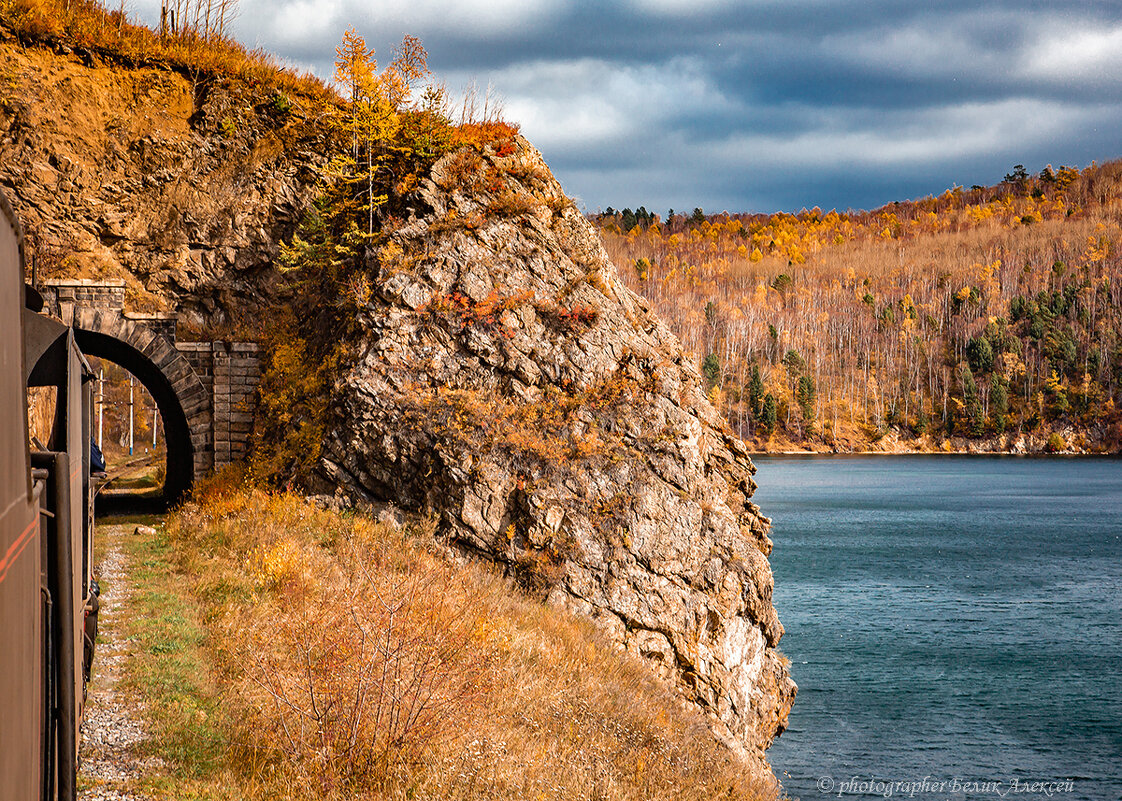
[39,279,261,502]
[69,306,211,503]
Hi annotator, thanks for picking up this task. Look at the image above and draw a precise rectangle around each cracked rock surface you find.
[314,136,796,772]
[0,35,323,325]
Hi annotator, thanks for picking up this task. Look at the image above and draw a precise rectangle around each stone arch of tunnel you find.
[69,308,211,505]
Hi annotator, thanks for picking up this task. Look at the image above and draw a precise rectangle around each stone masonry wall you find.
[176,341,260,469]
[41,278,126,312]
[39,280,260,476]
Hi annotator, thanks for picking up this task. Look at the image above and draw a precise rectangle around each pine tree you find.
[990,374,1008,434]
[761,393,778,435]
[748,365,764,419]
[702,353,721,391]
[963,368,984,437]
[796,374,816,432]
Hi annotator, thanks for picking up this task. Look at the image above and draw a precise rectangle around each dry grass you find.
[0,0,333,101]
[162,473,776,800]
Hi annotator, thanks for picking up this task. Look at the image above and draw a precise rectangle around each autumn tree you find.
[333,29,393,236]
[257,30,443,486]
[330,28,433,236]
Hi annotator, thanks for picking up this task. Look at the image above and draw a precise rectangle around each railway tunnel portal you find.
[39,279,261,504]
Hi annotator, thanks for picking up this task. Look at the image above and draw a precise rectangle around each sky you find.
[131,1,1122,214]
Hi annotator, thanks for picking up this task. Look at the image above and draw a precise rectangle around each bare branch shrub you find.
[232,535,489,793]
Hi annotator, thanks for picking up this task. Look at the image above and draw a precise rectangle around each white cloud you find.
[240,0,563,41]
[1022,24,1122,83]
[451,57,732,152]
[263,0,344,47]
[818,9,1030,82]
[629,0,737,14]
[824,24,996,79]
[706,98,1104,169]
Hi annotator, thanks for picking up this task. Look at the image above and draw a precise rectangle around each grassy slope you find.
[113,474,775,801]
[0,0,331,100]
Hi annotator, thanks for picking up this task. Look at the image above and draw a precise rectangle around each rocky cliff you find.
[0,29,324,327]
[311,137,795,768]
[2,32,794,775]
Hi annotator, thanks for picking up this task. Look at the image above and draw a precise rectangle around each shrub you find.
[240,540,487,791]
[270,90,292,116]
[162,489,778,800]
[535,300,599,334]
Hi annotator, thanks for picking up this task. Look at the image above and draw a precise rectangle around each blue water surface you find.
[753,456,1122,801]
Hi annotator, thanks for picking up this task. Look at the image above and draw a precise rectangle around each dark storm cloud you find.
[129,0,1122,212]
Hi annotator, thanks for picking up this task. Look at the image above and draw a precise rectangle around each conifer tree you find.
[990,375,1009,433]
[796,374,816,432]
[761,393,778,434]
[748,365,764,419]
[963,368,984,437]
[330,29,430,237]
[702,353,721,391]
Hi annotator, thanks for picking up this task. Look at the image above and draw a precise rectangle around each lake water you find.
[753,456,1122,801]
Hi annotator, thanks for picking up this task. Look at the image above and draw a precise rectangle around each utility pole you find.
[128,373,134,457]
[97,369,104,450]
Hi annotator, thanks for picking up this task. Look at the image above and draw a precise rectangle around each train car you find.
[1,190,98,801]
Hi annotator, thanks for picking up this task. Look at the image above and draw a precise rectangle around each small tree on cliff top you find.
[330,28,432,236]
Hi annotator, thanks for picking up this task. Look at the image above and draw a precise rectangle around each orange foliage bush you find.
[534,300,600,334]
[421,289,534,338]
[449,121,520,152]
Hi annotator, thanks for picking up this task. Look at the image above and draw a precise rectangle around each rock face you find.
[313,136,796,768]
[0,34,324,326]
[2,33,795,772]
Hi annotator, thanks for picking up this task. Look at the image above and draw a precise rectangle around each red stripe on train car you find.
[0,518,39,584]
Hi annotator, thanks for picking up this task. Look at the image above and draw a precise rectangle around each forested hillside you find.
[596,164,1122,452]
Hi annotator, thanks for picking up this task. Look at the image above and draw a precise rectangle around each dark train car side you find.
[1,190,98,801]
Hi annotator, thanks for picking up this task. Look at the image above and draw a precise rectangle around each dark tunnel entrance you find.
[73,329,194,511]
